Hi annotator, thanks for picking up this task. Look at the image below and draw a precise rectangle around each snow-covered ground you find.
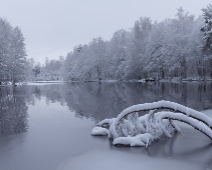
[57,149,203,170]
[0,81,66,86]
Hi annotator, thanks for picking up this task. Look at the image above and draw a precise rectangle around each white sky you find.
[0,0,211,64]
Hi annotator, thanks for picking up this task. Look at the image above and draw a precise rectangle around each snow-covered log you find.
[156,111,212,140]
[91,101,212,147]
[113,133,153,147]
[96,118,116,127]
[109,100,212,138]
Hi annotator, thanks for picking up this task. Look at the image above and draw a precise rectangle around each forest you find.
[1,5,212,84]
[0,18,27,85]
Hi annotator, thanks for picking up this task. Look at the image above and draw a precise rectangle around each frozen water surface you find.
[57,149,203,170]
[0,82,212,170]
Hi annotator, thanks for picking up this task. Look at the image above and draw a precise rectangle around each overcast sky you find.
[0,0,211,64]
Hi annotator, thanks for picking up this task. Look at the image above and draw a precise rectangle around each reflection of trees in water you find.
[62,83,132,122]
[42,85,65,106]
[61,82,212,123]
[1,83,211,166]
[25,85,65,106]
[146,133,212,169]
[12,82,212,125]
[0,87,28,135]
[0,85,65,136]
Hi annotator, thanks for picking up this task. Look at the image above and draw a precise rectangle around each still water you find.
[0,82,212,170]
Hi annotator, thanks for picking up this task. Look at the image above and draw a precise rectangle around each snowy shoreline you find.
[1,78,212,87]
[80,78,212,83]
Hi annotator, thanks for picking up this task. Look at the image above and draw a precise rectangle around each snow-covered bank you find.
[65,78,212,83]
[0,81,66,87]
[0,82,26,87]
[57,149,204,170]
[27,81,66,85]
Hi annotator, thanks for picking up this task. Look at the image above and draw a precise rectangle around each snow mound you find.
[91,127,109,136]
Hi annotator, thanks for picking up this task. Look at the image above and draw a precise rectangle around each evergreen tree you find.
[0,18,27,84]
[9,27,27,84]
[0,18,12,82]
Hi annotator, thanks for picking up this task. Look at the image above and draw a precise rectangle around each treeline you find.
[30,56,64,81]
[0,18,27,85]
[2,6,211,83]
[60,7,212,81]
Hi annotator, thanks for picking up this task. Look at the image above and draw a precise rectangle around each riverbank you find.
[27,81,66,85]
[1,77,212,87]
[75,77,212,83]
[0,81,66,87]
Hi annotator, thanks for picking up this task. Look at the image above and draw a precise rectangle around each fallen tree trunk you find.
[91,101,212,147]
[109,100,212,138]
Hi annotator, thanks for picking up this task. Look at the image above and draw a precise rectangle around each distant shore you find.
[1,77,212,87]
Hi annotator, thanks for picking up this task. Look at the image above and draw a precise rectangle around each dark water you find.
[0,82,212,170]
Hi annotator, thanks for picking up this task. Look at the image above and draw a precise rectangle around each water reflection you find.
[0,87,28,135]
[147,130,212,168]
[62,82,212,122]
[1,82,212,135]
[110,131,212,169]
[1,82,212,169]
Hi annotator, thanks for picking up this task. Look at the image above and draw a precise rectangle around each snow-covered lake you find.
[0,82,212,170]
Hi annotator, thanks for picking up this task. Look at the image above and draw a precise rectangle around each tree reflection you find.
[0,87,28,135]
[1,83,211,168]
[2,82,212,135]
[61,82,212,123]
[146,131,212,168]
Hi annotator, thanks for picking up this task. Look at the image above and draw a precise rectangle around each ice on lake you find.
[57,149,204,170]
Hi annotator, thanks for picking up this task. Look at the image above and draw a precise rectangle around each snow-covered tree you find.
[125,17,152,80]
[33,63,41,79]
[0,18,27,84]
[0,18,12,82]
[57,6,212,81]
[108,29,130,80]
[201,4,212,51]
[9,27,27,84]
